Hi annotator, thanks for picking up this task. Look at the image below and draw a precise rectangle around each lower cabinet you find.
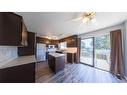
[48,55,65,73]
[0,63,35,83]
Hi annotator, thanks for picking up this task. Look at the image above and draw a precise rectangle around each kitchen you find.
[0,12,79,83]
[36,35,79,63]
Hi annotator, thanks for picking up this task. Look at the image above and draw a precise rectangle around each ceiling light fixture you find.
[46,36,51,39]
[82,12,96,23]
[52,36,58,40]
[45,36,58,40]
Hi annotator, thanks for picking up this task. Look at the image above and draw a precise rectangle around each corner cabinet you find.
[0,12,27,46]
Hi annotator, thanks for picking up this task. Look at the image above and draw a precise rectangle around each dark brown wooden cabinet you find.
[0,63,35,83]
[48,54,65,73]
[0,12,27,46]
[18,32,35,56]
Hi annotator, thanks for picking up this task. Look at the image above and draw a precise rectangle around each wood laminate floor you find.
[36,62,127,83]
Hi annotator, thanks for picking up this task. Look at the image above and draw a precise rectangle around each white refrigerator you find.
[36,43,46,62]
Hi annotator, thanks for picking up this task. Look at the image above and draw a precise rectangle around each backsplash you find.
[0,46,18,66]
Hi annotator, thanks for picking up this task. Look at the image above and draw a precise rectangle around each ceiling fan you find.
[68,12,96,24]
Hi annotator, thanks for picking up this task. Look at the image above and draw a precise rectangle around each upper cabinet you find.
[0,12,27,46]
[18,32,35,56]
[36,37,58,48]
[59,35,78,47]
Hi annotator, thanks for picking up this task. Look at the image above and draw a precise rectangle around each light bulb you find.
[82,17,88,23]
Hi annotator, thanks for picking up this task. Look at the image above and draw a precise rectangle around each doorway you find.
[80,34,111,71]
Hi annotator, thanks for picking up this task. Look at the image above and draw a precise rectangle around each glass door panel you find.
[94,34,111,71]
[80,38,94,66]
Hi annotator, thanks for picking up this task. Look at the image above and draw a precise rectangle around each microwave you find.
[48,45,55,48]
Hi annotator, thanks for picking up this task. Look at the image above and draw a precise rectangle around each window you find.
[59,42,67,49]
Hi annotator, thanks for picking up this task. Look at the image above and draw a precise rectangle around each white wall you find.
[79,24,122,39]
[0,46,18,67]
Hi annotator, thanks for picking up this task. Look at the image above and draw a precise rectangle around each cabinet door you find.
[0,63,35,83]
[18,32,35,56]
[0,13,22,46]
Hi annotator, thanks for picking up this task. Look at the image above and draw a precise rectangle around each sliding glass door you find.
[80,38,94,66]
[80,34,111,71]
[94,34,111,71]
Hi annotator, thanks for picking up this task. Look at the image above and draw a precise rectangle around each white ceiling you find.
[16,12,127,39]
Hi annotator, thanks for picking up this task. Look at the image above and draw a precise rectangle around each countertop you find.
[0,55,36,69]
[48,53,65,57]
